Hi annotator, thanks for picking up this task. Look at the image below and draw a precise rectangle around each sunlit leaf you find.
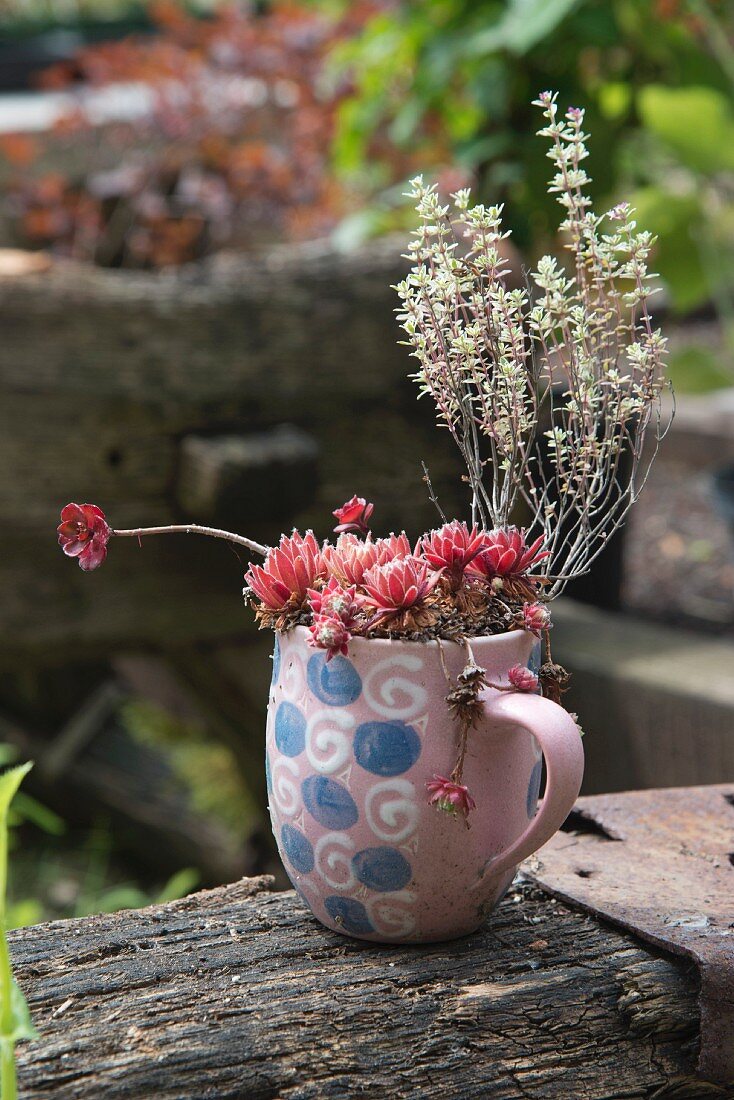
[630,186,710,313]
[1,980,39,1044]
[0,765,33,823]
[156,868,199,904]
[10,794,64,837]
[463,0,581,57]
[638,85,734,174]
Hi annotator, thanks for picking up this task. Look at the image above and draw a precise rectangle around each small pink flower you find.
[426,775,476,817]
[508,664,539,693]
[420,521,486,590]
[307,576,357,626]
[333,495,374,535]
[308,613,351,661]
[245,530,324,611]
[522,602,552,636]
[469,526,548,581]
[361,556,441,620]
[57,503,111,572]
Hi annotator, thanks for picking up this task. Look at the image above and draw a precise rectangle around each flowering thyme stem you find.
[112,525,268,557]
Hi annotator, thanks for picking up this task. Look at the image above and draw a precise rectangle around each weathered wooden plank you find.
[0,238,410,401]
[553,600,734,793]
[11,876,724,1099]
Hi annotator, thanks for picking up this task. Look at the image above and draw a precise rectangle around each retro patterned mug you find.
[266,624,584,943]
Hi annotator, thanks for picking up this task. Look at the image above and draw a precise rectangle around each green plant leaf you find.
[10,794,64,837]
[5,979,39,1043]
[630,186,711,313]
[156,868,199,904]
[0,765,33,824]
[463,0,581,57]
[6,899,44,931]
[638,85,734,174]
[668,345,733,394]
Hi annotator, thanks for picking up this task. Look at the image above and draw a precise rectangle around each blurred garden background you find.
[0,0,732,926]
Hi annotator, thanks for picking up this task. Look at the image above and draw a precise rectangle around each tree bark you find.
[11,876,723,1099]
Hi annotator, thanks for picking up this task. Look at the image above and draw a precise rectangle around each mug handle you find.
[474,691,584,884]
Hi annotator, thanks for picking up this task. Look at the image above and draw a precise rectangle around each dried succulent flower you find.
[332,496,374,535]
[308,613,352,661]
[426,775,476,818]
[445,661,487,728]
[245,531,324,620]
[539,661,572,704]
[508,664,539,693]
[420,521,487,591]
[522,602,552,636]
[57,503,111,572]
[361,556,442,629]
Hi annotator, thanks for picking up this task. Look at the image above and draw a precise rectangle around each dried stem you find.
[112,524,268,557]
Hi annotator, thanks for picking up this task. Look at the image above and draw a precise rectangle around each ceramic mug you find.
[266,625,584,943]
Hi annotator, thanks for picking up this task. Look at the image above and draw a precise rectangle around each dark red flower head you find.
[57,503,111,572]
[332,495,374,536]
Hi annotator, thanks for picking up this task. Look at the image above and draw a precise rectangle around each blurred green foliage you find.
[331,0,734,340]
[0,739,200,929]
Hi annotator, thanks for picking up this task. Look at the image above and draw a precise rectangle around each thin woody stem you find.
[112,525,268,557]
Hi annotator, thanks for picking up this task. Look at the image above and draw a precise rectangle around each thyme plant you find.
[396,91,671,596]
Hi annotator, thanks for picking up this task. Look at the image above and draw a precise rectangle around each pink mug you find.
[266,625,584,943]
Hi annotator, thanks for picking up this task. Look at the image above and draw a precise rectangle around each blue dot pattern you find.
[324,896,374,935]
[302,775,359,830]
[354,721,421,776]
[274,701,306,757]
[352,847,412,893]
[265,752,273,795]
[281,824,314,874]
[527,759,543,818]
[307,653,362,706]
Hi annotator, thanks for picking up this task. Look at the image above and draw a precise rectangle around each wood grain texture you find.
[11,876,725,1099]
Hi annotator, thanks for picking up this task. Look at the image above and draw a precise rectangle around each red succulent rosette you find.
[420,520,487,591]
[244,530,324,612]
[522,601,552,636]
[57,503,111,572]
[360,555,441,624]
[308,613,352,661]
[469,526,548,580]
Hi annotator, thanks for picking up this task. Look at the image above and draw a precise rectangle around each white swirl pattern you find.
[315,831,356,891]
[280,651,306,703]
[306,709,355,775]
[366,891,417,938]
[271,757,301,817]
[363,655,427,720]
[365,779,419,843]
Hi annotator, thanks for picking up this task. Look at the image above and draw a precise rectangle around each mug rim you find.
[282,623,535,652]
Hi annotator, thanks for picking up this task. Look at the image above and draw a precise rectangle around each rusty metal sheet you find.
[524,784,734,1084]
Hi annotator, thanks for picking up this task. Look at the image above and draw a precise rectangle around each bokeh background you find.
[0,0,732,926]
